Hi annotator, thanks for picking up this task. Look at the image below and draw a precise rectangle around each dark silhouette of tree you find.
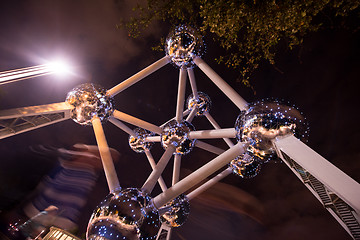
[120,0,359,87]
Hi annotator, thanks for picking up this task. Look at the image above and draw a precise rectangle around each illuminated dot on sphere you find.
[161,120,196,155]
[235,100,309,162]
[160,194,190,228]
[66,83,114,126]
[87,188,160,240]
[165,25,205,69]
[186,92,211,116]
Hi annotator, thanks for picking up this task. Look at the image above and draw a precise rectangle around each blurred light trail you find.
[0,61,70,85]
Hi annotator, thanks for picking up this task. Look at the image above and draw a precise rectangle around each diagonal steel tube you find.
[112,109,162,134]
[187,167,232,200]
[152,142,247,208]
[187,68,198,99]
[193,56,248,111]
[195,140,225,155]
[107,56,170,97]
[142,146,175,194]
[108,117,136,136]
[145,150,168,192]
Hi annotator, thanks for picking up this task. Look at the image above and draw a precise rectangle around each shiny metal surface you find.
[66,83,114,126]
[235,100,309,162]
[161,120,196,155]
[86,188,160,240]
[229,153,262,179]
[160,194,190,228]
[165,25,205,69]
[186,91,211,116]
[128,128,155,153]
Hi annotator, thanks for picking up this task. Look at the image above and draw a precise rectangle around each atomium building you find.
[0,26,359,240]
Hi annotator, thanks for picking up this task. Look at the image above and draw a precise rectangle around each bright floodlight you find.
[47,60,71,75]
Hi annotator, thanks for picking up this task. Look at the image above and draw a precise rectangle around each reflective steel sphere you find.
[129,128,155,153]
[160,194,190,228]
[165,25,205,69]
[66,83,114,126]
[186,92,212,116]
[86,188,160,240]
[161,120,196,155]
[229,153,262,179]
[235,100,309,162]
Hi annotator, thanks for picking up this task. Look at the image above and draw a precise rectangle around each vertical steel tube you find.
[92,116,120,192]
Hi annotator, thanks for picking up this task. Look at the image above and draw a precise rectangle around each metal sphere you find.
[229,153,262,179]
[86,188,161,240]
[161,120,196,155]
[186,92,212,116]
[235,100,309,162]
[160,194,190,228]
[129,128,155,153]
[165,25,205,69]
[66,83,114,126]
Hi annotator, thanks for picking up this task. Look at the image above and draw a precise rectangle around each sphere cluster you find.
[165,25,205,69]
[161,120,196,155]
[235,100,309,162]
[160,194,190,228]
[129,128,155,153]
[186,92,212,116]
[66,83,114,126]
[86,188,160,240]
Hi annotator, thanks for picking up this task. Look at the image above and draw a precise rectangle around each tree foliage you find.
[120,0,359,87]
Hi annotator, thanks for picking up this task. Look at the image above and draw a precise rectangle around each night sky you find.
[0,1,359,240]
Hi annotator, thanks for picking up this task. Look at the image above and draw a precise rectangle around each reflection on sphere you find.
[86,188,160,240]
[230,154,262,179]
[186,92,212,116]
[66,83,114,126]
[165,25,205,69]
[235,100,309,162]
[161,120,196,155]
[129,128,155,153]
[160,194,190,228]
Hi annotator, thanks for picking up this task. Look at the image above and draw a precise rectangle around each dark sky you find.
[0,1,359,240]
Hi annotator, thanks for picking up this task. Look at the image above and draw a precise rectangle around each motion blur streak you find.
[0,61,69,85]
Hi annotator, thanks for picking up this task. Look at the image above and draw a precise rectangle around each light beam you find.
[0,61,71,85]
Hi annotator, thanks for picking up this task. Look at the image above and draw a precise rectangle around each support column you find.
[92,116,120,193]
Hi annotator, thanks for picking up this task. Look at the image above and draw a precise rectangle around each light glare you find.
[47,60,71,75]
